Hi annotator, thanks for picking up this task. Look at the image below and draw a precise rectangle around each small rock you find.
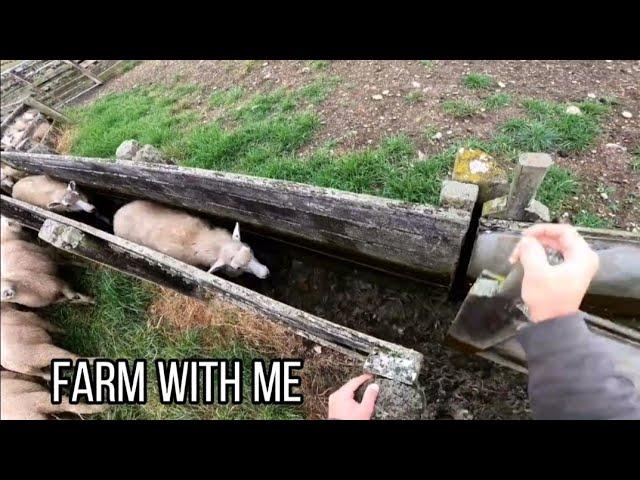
[417,150,426,160]
[301,67,310,74]
[621,110,633,119]
[115,139,141,160]
[587,93,596,99]
[605,143,627,152]
[372,94,383,100]
[132,144,174,165]
[497,81,506,88]
[411,81,421,88]
[313,345,322,354]
[434,131,443,140]
[600,192,609,200]
[262,62,268,67]
[565,105,582,116]
[382,89,390,95]
[446,130,453,135]
[453,409,473,420]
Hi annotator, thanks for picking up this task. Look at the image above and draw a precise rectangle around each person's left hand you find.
[328,373,379,420]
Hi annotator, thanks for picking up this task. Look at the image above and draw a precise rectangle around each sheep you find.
[1,238,58,276]
[1,163,28,189]
[1,216,25,243]
[1,273,94,308]
[1,305,80,380]
[1,371,106,420]
[113,200,270,279]
[12,175,96,213]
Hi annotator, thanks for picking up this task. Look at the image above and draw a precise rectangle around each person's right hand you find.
[509,224,600,323]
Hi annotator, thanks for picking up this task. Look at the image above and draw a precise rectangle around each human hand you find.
[328,373,379,420]
[509,223,599,323]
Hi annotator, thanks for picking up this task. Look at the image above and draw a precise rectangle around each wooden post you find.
[22,97,72,124]
[504,153,553,220]
[62,60,103,85]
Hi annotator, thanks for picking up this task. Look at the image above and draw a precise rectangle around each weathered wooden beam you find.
[467,218,640,316]
[62,60,103,85]
[0,151,472,286]
[1,195,424,385]
[22,98,72,124]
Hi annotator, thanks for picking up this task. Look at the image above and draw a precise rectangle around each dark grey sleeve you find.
[517,313,640,420]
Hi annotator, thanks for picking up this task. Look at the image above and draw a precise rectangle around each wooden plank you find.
[468,218,640,316]
[0,151,473,285]
[62,60,102,85]
[22,98,72,124]
[0,194,424,384]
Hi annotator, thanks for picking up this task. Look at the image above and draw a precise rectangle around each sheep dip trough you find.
[2,151,639,416]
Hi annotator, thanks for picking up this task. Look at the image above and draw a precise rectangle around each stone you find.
[356,377,424,420]
[132,144,174,164]
[382,89,390,95]
[523,199,551,222]
[605,143,627,152]
[452,148,509,202]
[116,139,141,160]
[372,94,383,100]
[621,110,633,119]
[565,105,582,115]
[439,180,479,211]
[497,81,506,88]
[433,131,442,140]
[411,81,421,88]
[587,93,597,99]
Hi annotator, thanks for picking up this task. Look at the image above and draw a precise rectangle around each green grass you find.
[309,60,330,71]
[210,86,245,107]
[66,86,200,158]
[463,73,495,90]
[573,211,612,229]
[483,92,510,111]
[442,99,478,118]
[50,268,302,420]
[536,165,581,215]
[420,60,435,69]
[632,147,640,171]
[495,98,611,155]
[405,91,424,104]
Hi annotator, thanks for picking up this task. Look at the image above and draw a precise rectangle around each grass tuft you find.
[405,91,424,104]
[536,166,581,215]
[442,99,478,118]
[463,73,495,90]
[210,86,245,107]
[483,92,510,111]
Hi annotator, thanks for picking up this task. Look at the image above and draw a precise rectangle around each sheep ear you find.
[2,287,15,300]
[67,181,77,191]
[207,258,226,274]
[47,201,63,210]
[232,222,241,241]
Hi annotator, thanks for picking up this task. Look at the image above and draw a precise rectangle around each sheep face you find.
[1,280,16,302]
[207,223,270,279]
[47,181,96,213]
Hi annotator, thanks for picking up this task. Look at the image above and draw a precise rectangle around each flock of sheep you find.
[1,163,270,420]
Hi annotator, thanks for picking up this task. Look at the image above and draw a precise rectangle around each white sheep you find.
[1,216,25,243]
[1,273,94,308]
[113,200,269,279]
[1,371,106,420]
[1,305,80,379]
[1,163,28,189]
[1,238,58,276]
[12,175,96,213]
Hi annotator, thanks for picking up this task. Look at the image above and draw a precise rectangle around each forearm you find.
[517,313,640,420]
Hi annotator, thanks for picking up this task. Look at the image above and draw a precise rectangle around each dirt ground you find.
[80,60,640,229]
